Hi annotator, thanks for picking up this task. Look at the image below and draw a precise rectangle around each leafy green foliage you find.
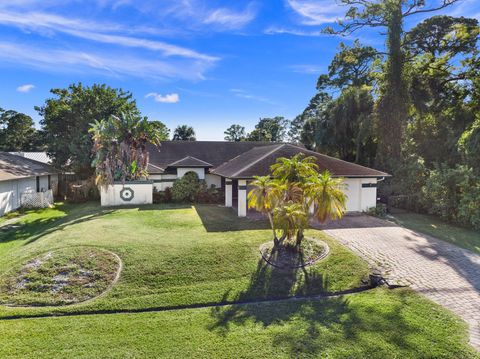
[172,125,196,141]
[89,112,167,185]
[37,83,141,176]
[224,124,246,141]
[421,165,480,228]
[247,116,288,142]
[171,171,202,202]
[317,40,379,90]
[0,109,43,151]
[458,115,480,172]
[249,154,346,248]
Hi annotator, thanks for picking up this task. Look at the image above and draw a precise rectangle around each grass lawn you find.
[0,203,477,358]
[391,211,480,255]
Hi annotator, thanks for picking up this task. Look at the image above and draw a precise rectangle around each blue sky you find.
[0,0,478,140]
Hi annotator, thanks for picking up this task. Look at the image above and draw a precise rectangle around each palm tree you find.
[270,154,318,183]
[274,202,308,246]
[306,170,347,224]
[90,112,164,186]
[247,176,285,245]
[172,125,196,141]
[249,154,347,250]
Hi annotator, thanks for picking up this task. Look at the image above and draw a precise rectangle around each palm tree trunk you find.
[296,229,304,247]
[267,212,279,246]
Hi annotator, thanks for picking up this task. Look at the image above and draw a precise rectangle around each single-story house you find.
[148,141,389,217]
[0,152,58,216]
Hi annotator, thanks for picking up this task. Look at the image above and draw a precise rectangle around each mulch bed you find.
[259,237,330,270]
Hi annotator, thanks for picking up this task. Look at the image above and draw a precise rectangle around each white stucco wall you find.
[151,174,177,191]
[100,182,153,206]
[342,177,377,212]
[205,174,221,188]
[360,178,378,211]
[177,167,205,179]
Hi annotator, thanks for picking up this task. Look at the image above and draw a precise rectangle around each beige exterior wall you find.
[205,174,222,188]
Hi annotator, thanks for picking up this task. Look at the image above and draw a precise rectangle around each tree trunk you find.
[296,229,304,247]
[267,212,279,246]
[376,0,408,174]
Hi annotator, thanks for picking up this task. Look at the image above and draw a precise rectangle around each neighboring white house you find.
[0,152,58,216]
[146,141,390,217]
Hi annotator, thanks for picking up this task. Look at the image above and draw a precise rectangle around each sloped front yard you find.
[0,203,476,358]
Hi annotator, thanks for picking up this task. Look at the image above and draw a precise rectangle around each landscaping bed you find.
[0,247,121,306]
[260,238,329,269]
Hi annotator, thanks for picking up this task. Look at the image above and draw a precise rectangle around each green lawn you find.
[391,211,480,255]
[0,203,477,358]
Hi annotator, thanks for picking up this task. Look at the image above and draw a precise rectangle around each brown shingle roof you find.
[147,141,275,173]
[0,152,58,181]
[211,144,390,178]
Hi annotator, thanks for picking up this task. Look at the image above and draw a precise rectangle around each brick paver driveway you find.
[313,214,480,350]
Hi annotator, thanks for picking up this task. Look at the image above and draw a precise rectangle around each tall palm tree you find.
[172,125,196,141]
[247,176,285,245]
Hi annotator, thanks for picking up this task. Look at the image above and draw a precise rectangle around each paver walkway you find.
[313,214,480,350]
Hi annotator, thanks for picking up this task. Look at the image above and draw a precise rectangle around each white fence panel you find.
[20,190,54,209]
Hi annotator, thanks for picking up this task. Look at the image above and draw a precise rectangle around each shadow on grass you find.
[194,204,270,232]
[208,258,433,357]
[0,202,115,245]
[0,202,196,246]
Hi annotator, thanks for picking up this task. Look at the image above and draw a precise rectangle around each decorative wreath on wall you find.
[119,187,135,202]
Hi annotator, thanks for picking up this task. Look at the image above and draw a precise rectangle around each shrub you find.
[196,185,223,204]
[458,183,480,230]
[153,187,173,204]
[171,171,201,202]
[421,164,479,227]
[366,204,387,218]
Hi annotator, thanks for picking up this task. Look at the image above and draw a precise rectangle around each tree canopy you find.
[224,124,246,141]
[247,117,288,142]
[37,83,144,176]
[296,1,480,229]
[172,125,196,141]
[89,112,165,186]
[0,108,43,151]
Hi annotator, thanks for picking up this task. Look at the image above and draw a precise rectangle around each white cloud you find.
[145,92,180,103]
[16,84,35,93]
[229,89,275,105]
[0,42,212,81]
[264,26,326,36]
[449,0,480,20]
[289,64,325,74]
[286,0,345,25]
[0,12,217,61]
[203,4,257,29]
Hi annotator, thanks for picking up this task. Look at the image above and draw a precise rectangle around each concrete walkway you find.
[314,214,480,350]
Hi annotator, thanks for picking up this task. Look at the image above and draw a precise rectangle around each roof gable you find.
[0,152,57,181]
[168,156,213,167]
[147,141,276,172]
[212,144,389,178]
